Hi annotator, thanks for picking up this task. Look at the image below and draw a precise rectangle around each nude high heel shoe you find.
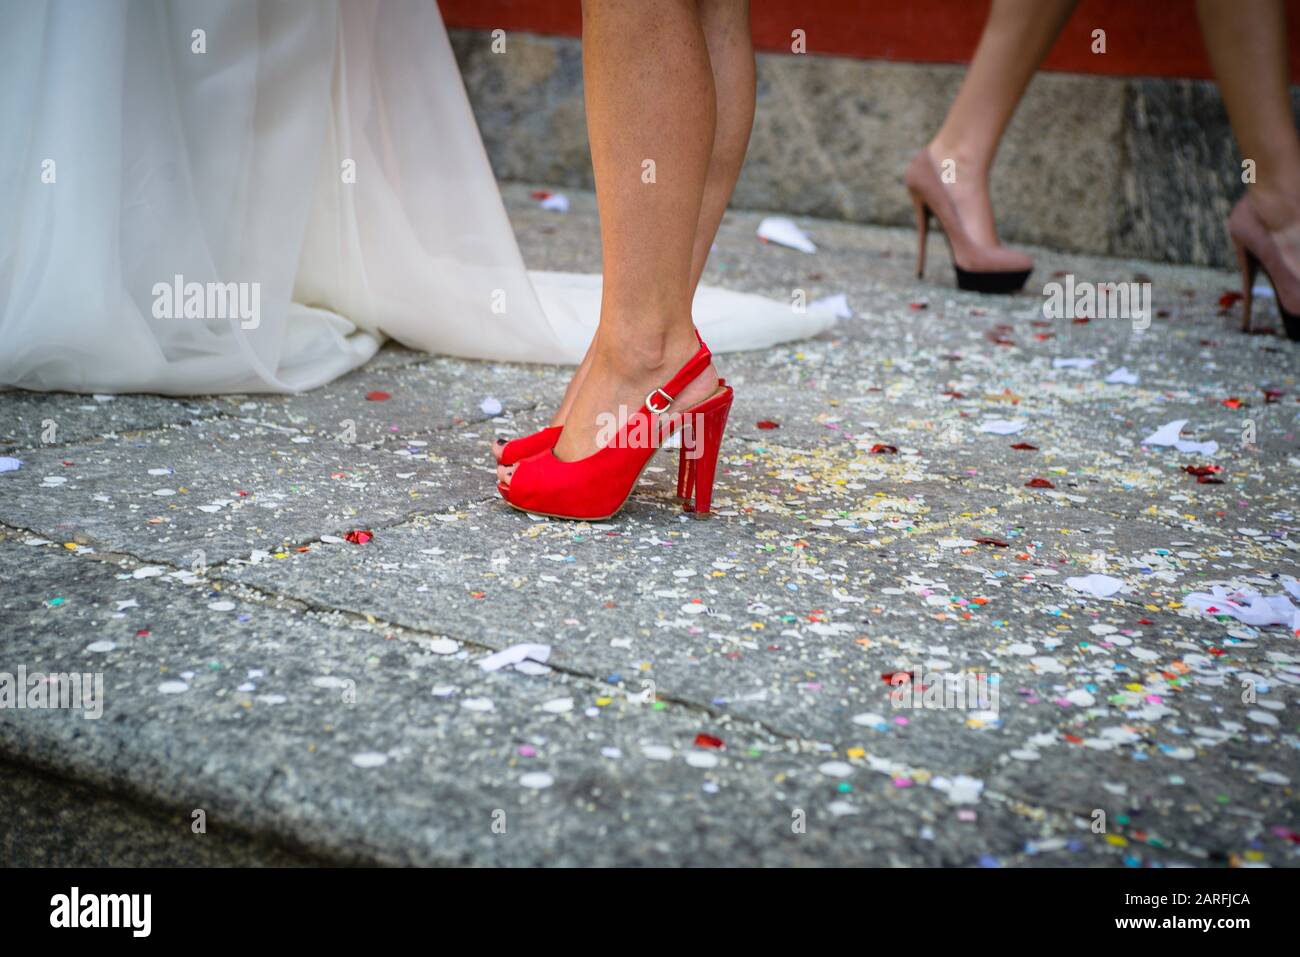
[1228,195,1300,341]
[904,148,1033,294]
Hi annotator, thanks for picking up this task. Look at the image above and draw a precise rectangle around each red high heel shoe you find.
[493,378,729,470]
[498,339,732,520]
[904,148,1033,294]
[1228,195,1300,341]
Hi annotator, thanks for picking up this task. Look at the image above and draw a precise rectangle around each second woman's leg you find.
[1197,0,1300,281]
[927,0,1077,247]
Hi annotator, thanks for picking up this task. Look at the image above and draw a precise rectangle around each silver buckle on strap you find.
[646,388,673,414]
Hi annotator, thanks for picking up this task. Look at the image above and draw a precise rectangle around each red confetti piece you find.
[344,530,373,544]
[530,190,552,200]
[1072,317,1090,325]
[909,302,929,311]
[756,420,780,430]
[136,629,150,637]
[1010,442,1038,451]
[693,733,725,749]
[1183,465,1222,477]
[974,537,1010,547]
[1221,397,1243,409]
[869,443,898,454]
[1218,291,1244,308]
[365,391,391,402]
[881,670,915,685]
[1025,477,1055,488]
[941,390,964,399]
[1138,619,1153,625]
[1264,388,1284,404]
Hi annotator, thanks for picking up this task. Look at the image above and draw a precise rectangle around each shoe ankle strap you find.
[644,337,712,415]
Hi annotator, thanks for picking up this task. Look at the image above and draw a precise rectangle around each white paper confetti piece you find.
[1141,419,1217,454]
[977,419,1027,435]
[352,752,388,768]
[1143,419,1187,446]
[818,761,853,778]
[1105,367,1138,384]
[1064,574,1125,597]
[757,216,816,253]
[1184,585,1300,630]
[810,292,852,318]
[479,643,551,672]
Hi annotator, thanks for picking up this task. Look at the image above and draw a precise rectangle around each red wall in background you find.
[438,0,1300,82]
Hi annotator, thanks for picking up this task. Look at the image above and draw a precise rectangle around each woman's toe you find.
[491,437,508,463]
[496,463,515,487]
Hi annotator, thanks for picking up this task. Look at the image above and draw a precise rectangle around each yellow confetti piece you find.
[595,697,611,707]
[846,747,865,759]
[1106,834,1128,847]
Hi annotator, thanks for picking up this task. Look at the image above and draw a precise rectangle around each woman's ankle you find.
[926,138,991,187]
[1249,185,1300,234]
[592,320,698,380]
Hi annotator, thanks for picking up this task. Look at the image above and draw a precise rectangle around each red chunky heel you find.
[676,390,731,516]
[499,338,732,521]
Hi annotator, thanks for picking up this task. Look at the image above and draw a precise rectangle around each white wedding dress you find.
[0,0,835,395]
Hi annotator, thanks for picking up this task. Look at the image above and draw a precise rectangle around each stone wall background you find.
[450,29,1300,269]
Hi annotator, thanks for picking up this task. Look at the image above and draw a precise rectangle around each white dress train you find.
[0,0,835,395]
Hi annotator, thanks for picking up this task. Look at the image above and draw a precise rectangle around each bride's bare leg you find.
[500,0,719,483]
[927,0,1077,247]
[496,0,748,462]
